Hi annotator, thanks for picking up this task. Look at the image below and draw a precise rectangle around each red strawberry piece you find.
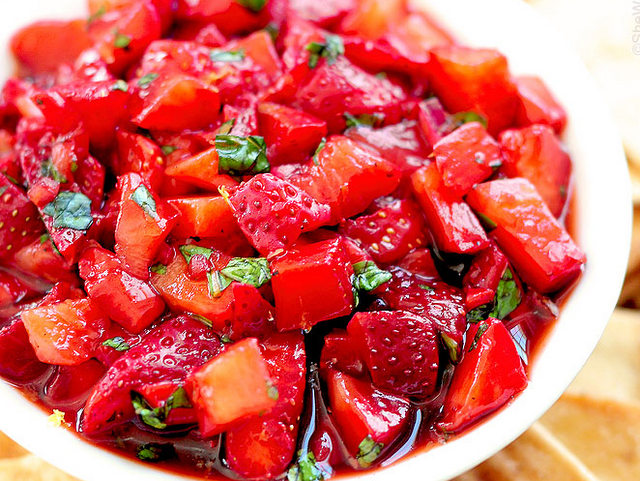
[137,381,198,426]
[320,329,366,378]
[0,174,44,259]
[12,237,77,285]
[228,173,332,256]
[0,318,50,384]
[228,283,275,341]
[347,310,439,398]
[463,241,509,310]
[415,97,455,148]
[514,75,567,134]
[433,122,504,197]
[289,0,357,27]
[375,267,466,362]
[438,318,527,433]
[0,270,40,309]
[39,282,85,306]
[396,248,440,279]
[226,333,307,479]
[42,359,106,411]
[82,316,221,434]
[339,197,429,264]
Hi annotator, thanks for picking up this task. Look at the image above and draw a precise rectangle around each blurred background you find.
[0,0,638,479]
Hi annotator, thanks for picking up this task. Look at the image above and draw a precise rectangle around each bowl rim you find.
[0,0,631,480]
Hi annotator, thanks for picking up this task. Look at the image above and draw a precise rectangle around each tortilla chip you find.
[453,423,599,481]
[540,394,640,481]
[0,455,78,481]
[0,432,27,459]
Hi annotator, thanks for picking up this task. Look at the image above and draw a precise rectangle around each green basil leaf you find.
[287,451,325,481]
[217,118,236,135]
[131,392,167,430]
[43,192,93,231]
[220,257,271,288]
[179,245,213,264]
[352,261,392,292]
[87,5,106,24]
[475,212,497,230]
[266,380,279,401]
[440,332,459,363]
[466,303,492,323]
[215,135,270,176]
[40,160,67,183]
[150,263,167,275]
[136,443,174,462]
[313,137,326,166]
[111,80,128,92]
[114,32,132,49]
[102,337,130,352]
[207,270,232,298]
[235,0,266,12]
[137,73,159,89]
[161,145,177,156]
[489,268,521,320]
[344,112,385,129]
[130,185,157,219]
[305,34,344,68]
[356,435,384,468]
[452,111,488,129]
[210,48,246,62]
[468,321,490,352]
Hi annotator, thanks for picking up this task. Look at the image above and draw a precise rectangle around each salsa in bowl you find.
[0,0,629,481]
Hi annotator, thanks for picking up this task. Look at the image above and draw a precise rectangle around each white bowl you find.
[0,0,631,480]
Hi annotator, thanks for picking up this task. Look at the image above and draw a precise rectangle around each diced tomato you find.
[115,130,165,191]
[411,164,489,254]
[79,244,165,334]
[164,147,237,191]
[167,195,245,242]
[433,122,504,197]
[114,173,180,279]
[231,31,282,81]
[286,135,401,223]
[326,369,411,455]
[466,178,585,293]
[21,298,109,366]
[439,319,527,433]
[429,45,518,135]
[514,75,567,134]
[187,338,276,437]
[257,102,327,165]
[10,20,92,76]
[499,124,572,217]
[270,238,354,331]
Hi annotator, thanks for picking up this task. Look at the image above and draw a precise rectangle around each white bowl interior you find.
[0,1,631,480]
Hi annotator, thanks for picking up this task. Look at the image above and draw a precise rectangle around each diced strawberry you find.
[174,0,271,36]
[411,164,489,254]
[223,98,260,137]
[150,250,234,331]
[514,76,567,134]
[39,282,85,306]
[295,56,406,132]
[286,136,401,223]
[79,244,165,334]
[227,283,275,341]
[228,173,332,256]
[12,236,77,284]
[320,330,366,378]
[433,122,504,197]
[375,267,466,362]
[20,298,109,366]
[463,241,509,311]
[0,174,44,259]
[115,130,165,191]
[0,318,50,384]
[499,124,572,217]
[114,173,180,279]
[231,31,283,81]
[164,146,237,191]
[0,271,40,309]
[345,121,430,175]
[137,381,198,426]
[429,45,518,135]
[439,318,528,433]
[415,97,455,148]
[226,333,307,478]
[326,369,411,455]
[466,178,585,293]
[290,0,356,27]
[348,310,439,397]
[82,315,221,433]
[257,102,327,165]
[339,197,428,264]
[188,338,276,437]
[396,248,440,279]
[42,359,106,411]
[339,0,404,40]
[167,195,246,242]
[270,238,354,331]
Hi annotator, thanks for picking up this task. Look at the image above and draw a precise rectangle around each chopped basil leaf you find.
[221,334,233,344]
[210,48,246,62]
[476,212,497,230]
[217,119,236,135]
[39,233,49,244]
[306,34,344,68]
[0,186,6,196]
[452,111,488,129]
[356,435,384,468]
[265,23,279,41]
[266,380,279,401]
[179,244,213,263]
[111,80,128,92]
[88,5,106,24]
[468,321,489,352]
[136,443,174,462]
[418,284,434,291]
[207,270,232,298]
[489,268,521,320]
[215,135,270,176]
[43,192,93,231]
[313,137,326,166]
[287,451,325,481]
[131,387,192,431]
[352,261,392,292]
[137,73,159,89]
[220,257,271,288]
[114,32,132,49]
[160,145,177,156]
[235,0,267,12]
[40,160,67,183]
[4,174,18,185]
[344,112,385,129]
[102,337,130,352]
[191,313,213,327]
[440,332,459,363]
[130,185,157,218]
[466,304,491,323]
[150,263,167,275]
